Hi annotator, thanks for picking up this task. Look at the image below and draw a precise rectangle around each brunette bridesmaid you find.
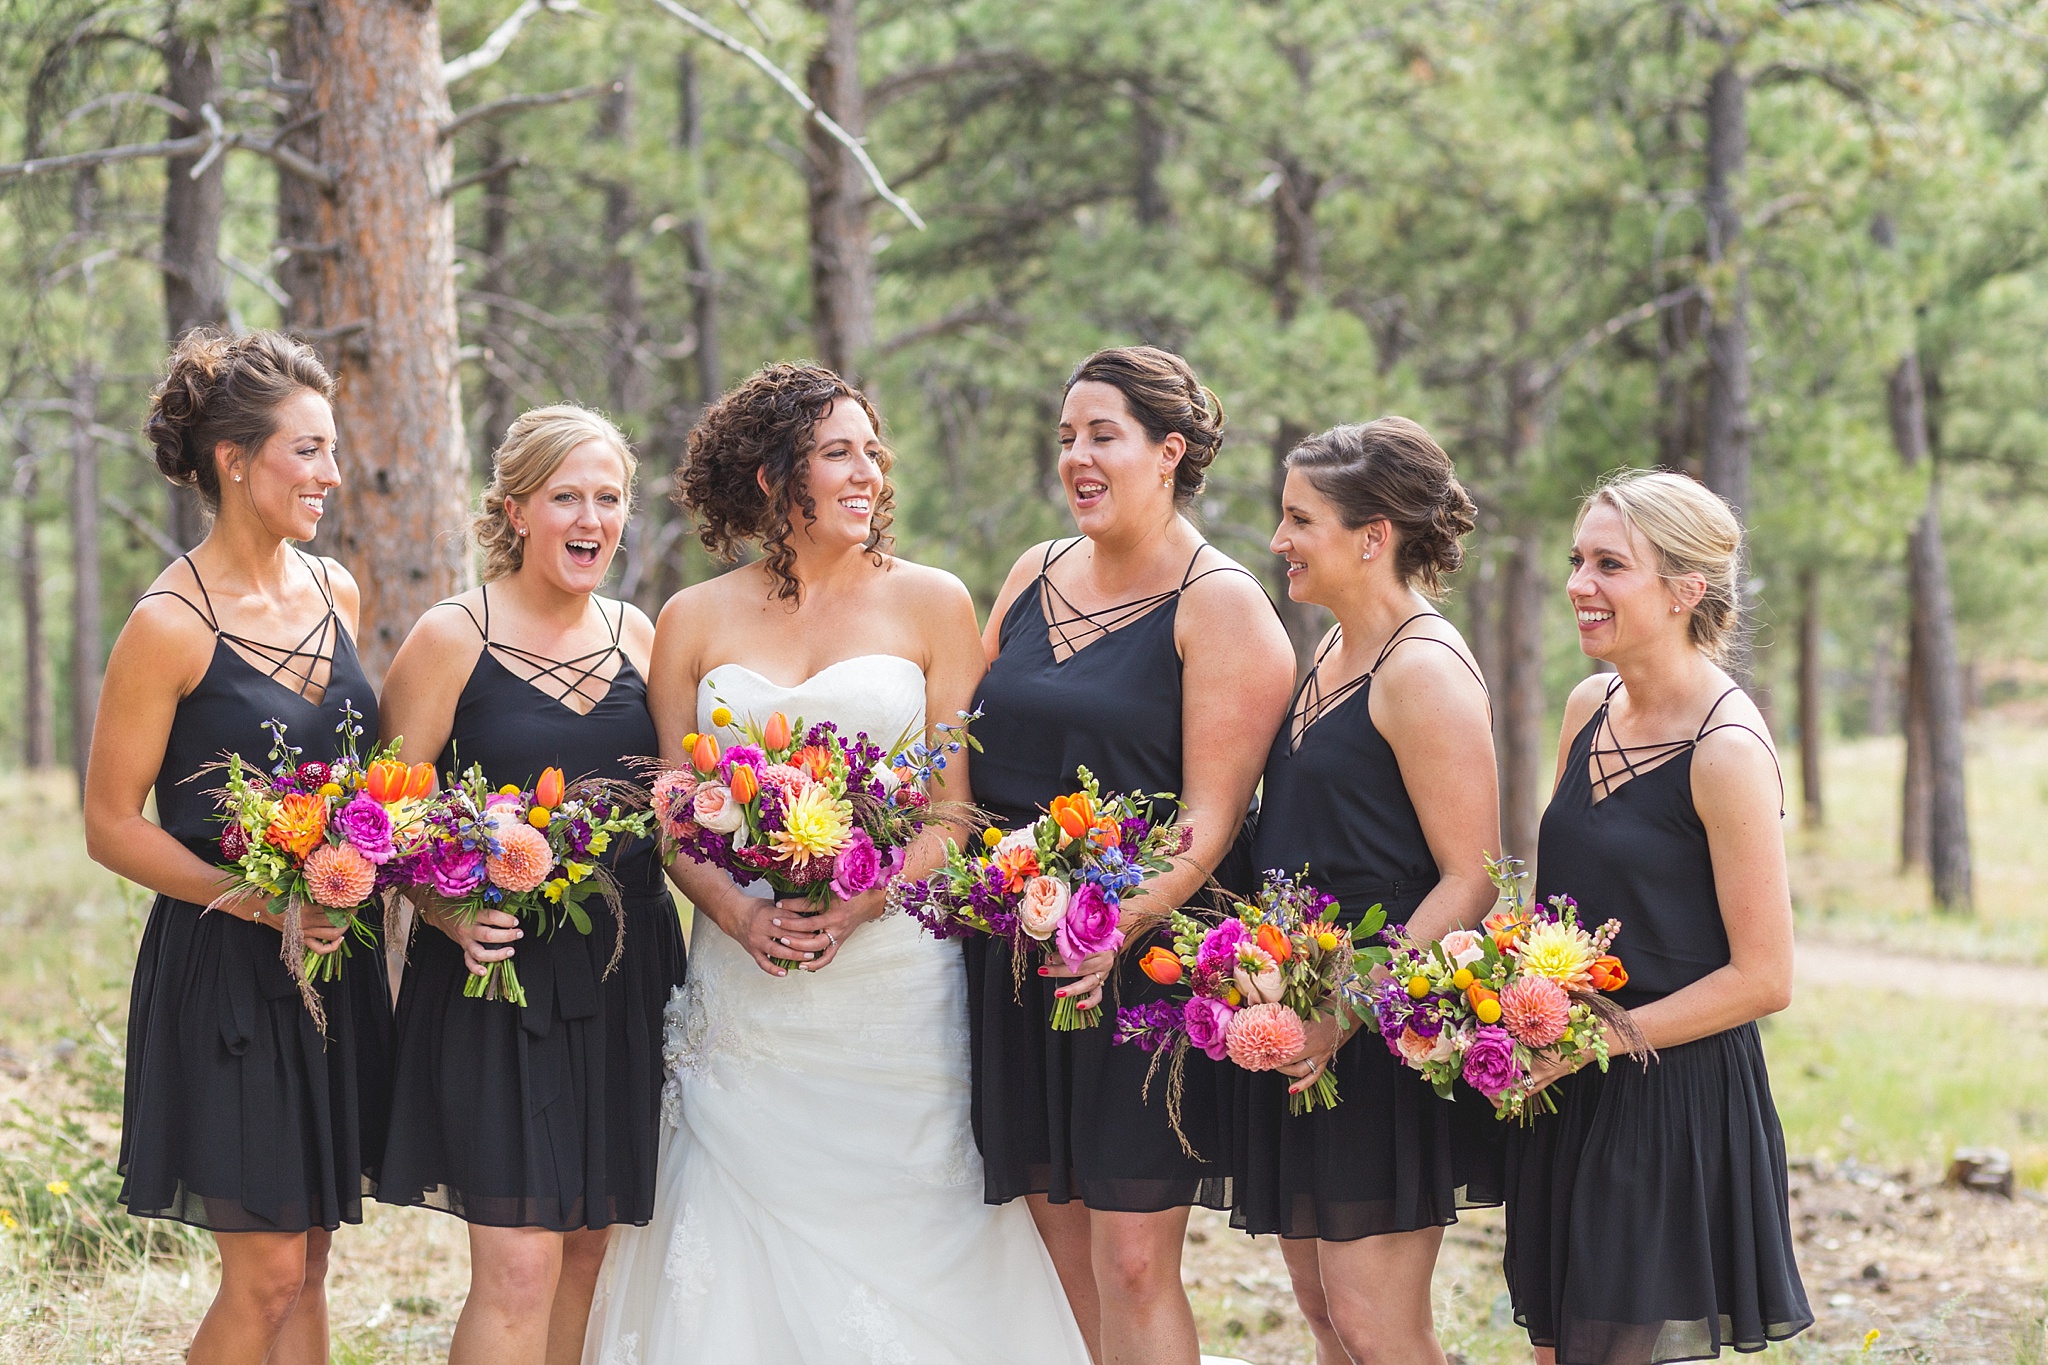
[1234,419,1502,1365]
[1502,469,1811,1365]
[87,330,392,1365]
[968,346,1295,1364]
[376,406,687,1365]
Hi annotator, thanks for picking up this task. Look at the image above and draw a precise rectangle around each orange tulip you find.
[1465,982,1498,1011]
[364,759,410,805]
[534,766,566,810]
[1140,946,1183,986]
[265,792,329,861]
[405,761,436,800]
[1086,815,1123,850]
[1588,955,1629,992]
[1049,793,1094,844]
[729,764,759,804]
[762,711,792,752]
[1255,923,1293,965]
[692,732,721,775]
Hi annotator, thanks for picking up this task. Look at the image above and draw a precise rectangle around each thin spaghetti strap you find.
[479,582,492,640]
[1695,689,1786,815]
[1369,612,1441,671]
[180,554,221,628]
[1694,686,1742,740]
[136,587,218,632]
[1042,538,1083,575]
[438,598,487,640]
[1603,674,1625,701]
[1178,542,1209,589]
[296,548,336,610]
[606,596,626,644]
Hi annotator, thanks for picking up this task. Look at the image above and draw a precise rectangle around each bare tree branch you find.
[642,0,927,231]
[443,0,590,85]
[878,300,1018,355]
[102,492,183,559]
[59,90,190,128]
[0,109,337,193]
[442,82,622,141]
[443,155,530,196]
[1530,285,1700,394]
[866,50,1039,110]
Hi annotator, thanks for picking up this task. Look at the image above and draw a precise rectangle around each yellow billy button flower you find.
[1451,967,1475,990]
[318,782,344,799]
[1315,930,1341,952]
[982,826,1003,849]
[1407,974,1431,999]
[710,705,733,729]
[500,784,522,797]
[527,807,551,829]
[682,732,701,753]
[1474,998,1502,1025]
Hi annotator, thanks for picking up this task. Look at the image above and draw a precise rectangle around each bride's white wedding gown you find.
[584,655,1090,1365]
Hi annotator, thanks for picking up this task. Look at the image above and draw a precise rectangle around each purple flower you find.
[1460,1025,1522,1099]
[718,745,765,784]
[1182,995,1235,1061]
[1114,999,1185,1052]
[1119,816,1152,847]
[335,795,395,864]
[1055,882,1124,966]
[428,840,486,898]
[831,828,884,901]
[1196,919,1248,975]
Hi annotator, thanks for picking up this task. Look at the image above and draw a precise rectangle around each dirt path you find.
[1796,935,2048,1000]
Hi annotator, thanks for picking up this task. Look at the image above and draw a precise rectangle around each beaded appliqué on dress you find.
[839,1283,917,1364]
[600,1332,641,1365]
[663,1203,715,1298]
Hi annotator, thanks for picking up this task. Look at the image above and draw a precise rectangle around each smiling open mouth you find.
[567,538,601,566]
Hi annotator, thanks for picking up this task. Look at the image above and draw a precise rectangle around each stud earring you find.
[233,473,242,483]
[1362,551,1372,561]
[1672,604,1682,613]
[518,528,528,537]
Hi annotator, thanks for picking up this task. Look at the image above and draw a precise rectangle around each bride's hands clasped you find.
[771,888,886,972]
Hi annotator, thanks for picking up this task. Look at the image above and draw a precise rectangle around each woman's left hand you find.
[772,888,885,971]
[1276,1012,1346,1097]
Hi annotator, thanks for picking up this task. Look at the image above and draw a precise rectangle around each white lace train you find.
[584,656,1089,1365]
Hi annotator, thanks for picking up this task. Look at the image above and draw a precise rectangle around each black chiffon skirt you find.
[1503,1023,1812,1365]
[377,883,686,1230]
[1232,1028,1505,1240]
[119,895,395,1233]
[968,925,1233,1213]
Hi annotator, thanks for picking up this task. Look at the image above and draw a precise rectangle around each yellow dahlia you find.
[304,842,376,908]
[1512,920,1596,991]
[768,783,852,863]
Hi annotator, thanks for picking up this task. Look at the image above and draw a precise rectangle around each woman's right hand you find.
[433,905,523,978]
[713,891,810,978]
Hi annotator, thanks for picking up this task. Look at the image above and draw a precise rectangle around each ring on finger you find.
[825,929,839,947]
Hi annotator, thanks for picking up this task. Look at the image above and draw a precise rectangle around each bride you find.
[583,364,1090,1364]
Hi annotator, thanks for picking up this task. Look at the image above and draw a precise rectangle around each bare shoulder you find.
[883,555,975,614]
[1560,672,1618,737]
[654,572,740,637]
[389,594,486,673]
[1691,688,1782,810]
[615,598,657,655]
[117,566,219,675]
[1373,615,1485,697]
[1177,547,1278,629]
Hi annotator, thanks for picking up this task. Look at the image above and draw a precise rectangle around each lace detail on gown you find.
[583,656,1089,1365]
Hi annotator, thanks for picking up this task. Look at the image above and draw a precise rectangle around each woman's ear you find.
[1358,518,1393,563]
[1158,430,1187,485]
[214,439,242,488]
[1669,572,1708,613]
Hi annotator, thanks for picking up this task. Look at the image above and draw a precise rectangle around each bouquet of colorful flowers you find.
[1111,869,1390,1117]
[207,702,437,1025]
[889,767,1192,1029]
[647,702,977,971]
[422,762,653,1006]
[1366,856,1641,1123]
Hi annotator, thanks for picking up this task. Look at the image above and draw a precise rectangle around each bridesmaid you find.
[1235,419,1501,1365]
[87,329,391,1365]
[1503,469,1811,1365]
[377,406,687,1365]
[969,346,1295,1363]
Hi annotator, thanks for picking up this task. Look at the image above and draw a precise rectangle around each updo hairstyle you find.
[1063,346,1225,507]
[678,362,894,603]
[1576,468,1743,660]
[144,329,333,513]
[1286,417,1477,597]
[475,404,637,582]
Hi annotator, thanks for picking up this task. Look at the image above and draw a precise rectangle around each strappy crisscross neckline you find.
[1287,612,1487,753]
[141,551,340,706]
[1586,676,1784,813]
[453,584,627,717]
[1036,538,1252,664]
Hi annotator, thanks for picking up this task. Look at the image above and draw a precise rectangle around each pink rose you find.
[830,828,883,900]
[1055,882,1124,966]
[1233,946,1283,1005]
[691,782,744,835]
[1018,875,1069,941]
[1182,995,1235,1061]
[1440,928,1486,970]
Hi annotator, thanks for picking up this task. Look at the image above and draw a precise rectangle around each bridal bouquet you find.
[649,702,976,970]
[207,702,436,1024]
[1112,869,1389,1114]
[422,763,653,1006]
[890,767,1191,1029]
[1366,856,1640,1123]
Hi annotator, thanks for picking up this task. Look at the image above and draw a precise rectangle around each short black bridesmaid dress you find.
[967,539,1263,1212]
[378,590,687,1230]
[1503,678,1812,1365]
[1233,617,1504,1241]
[120,552,395,1233]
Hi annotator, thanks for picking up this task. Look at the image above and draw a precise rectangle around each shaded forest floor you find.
[3,721,2047,1364]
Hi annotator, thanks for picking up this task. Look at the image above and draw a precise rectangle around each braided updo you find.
[677,363,894,603]
[1063,346,1225,506]
[1286,417,1477,597]
[143,329,333,513]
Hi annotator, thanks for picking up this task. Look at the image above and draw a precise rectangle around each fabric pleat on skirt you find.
[119,894,394,1233]
[1503,1024,1813,1365]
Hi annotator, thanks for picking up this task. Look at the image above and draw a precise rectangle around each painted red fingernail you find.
[1037,967,1049,976]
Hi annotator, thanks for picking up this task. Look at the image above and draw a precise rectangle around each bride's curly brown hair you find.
[677,363,895,602]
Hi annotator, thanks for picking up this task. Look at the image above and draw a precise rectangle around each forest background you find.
[3,1,2048,1360]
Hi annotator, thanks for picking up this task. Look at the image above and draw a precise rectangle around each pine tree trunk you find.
[1901,624,1930,870]
[806,0,872,384]
[69,366,102,797]
[289,0,470,678]
[162,20,228,550]
[600,75,643,419]
[1700,58,1753,682]
[1266,151,1326,674]
[1269,420,1323,674]
[16,457,54,771]
[1796,565,1823,829]
[1497,528,1548,865]
[475,128,516,472]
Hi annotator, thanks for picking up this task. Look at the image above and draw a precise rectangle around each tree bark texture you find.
[806,0,872,384]
[1496,528,1548,866]
[16,457,54,770]
[70,366,102,796]
[1888,352,1970,908]
[1700,59,1753,683]
[162,22,228,549]
[1268,420,1324,674]
[1132,89,1169,228]
[290,0,471,678]
[475,128,516,473]
[1796,565,1823,829]
[599,74,644,419]
[1266,147,1326,673]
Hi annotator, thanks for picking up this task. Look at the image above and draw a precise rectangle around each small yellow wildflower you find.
[1861,1330,1881,1354]
[0,1207,18,1230]
[543,879,570,903]
[1315,930,1341,952]
[45,1180,70,1198]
